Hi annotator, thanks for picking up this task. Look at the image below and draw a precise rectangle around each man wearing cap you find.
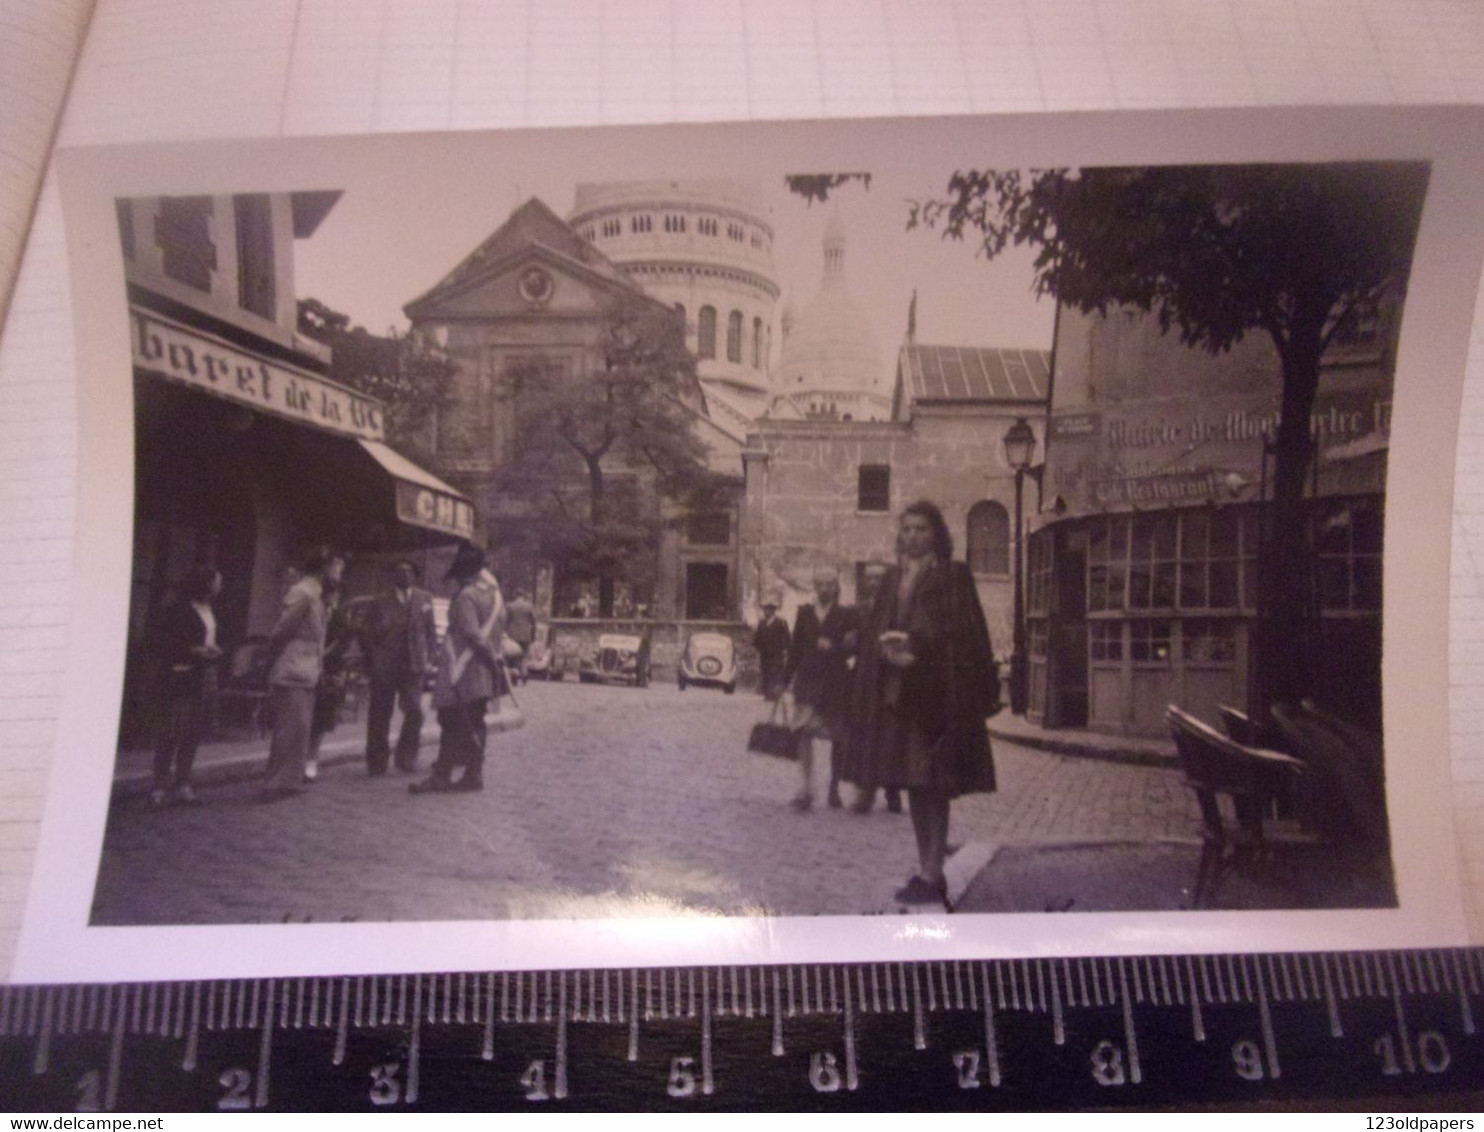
[785,568,858,811]
[752,597,791,701]
[362,560,437,776]
[411,543,504,795]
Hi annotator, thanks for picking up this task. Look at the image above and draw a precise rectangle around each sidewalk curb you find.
[112,705,533,801]
[986,720,1177,769]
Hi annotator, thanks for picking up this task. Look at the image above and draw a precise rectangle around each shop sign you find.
[131,308,385,442]
[1048,411,1101,442]
[1091,469,1223,507]
[395,481,476,539]
[1046,385,1390,517]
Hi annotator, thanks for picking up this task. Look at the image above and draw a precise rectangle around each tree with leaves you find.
[491,296,724,616]
[793,162,1429,710]
[297,297,456,461]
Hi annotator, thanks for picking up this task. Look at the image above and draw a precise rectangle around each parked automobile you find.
[677,631,737,694]
[578,632,651,687]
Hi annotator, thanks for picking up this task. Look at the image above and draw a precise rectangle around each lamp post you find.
[1002,417,1037,715]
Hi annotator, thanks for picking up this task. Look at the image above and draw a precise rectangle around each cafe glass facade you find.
[1027,303,1393,737]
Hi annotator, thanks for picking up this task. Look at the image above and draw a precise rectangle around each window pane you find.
[1109,517,1129,559]
[1088,566,1108,613]
[858,466,890,512]
[1180,563,1207,608]
[1210,510,1239,557]
[1089,521,1109,564]
[1154,514,1177,558]
[156,196,215,291]
[1182,511,1209,558]
[1105,566,1127,610]
[1210,561,1238,608]
[1153,562,1177,608]
[1129,562,1152,609]
[1131,516,1155,559]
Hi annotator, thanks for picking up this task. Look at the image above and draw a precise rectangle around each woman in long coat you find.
[844,500,1000,908]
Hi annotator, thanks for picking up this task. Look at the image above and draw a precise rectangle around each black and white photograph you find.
[19,110,1484,979]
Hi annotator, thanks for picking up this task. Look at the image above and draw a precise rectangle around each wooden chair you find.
[1165,704,1313,908]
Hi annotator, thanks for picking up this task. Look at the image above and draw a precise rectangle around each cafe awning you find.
[356,439,477,542]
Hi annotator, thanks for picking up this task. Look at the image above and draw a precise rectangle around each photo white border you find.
[16,106,1484,983]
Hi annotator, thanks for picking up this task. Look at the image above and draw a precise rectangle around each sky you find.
[291,129,1057,389]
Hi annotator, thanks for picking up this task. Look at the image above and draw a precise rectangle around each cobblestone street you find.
[91,683,1203,925]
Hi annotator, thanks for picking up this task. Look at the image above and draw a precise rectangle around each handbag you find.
[747,697,797,759]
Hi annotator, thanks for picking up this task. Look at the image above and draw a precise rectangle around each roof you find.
[404,197,632,316]
[899,345,1052,403]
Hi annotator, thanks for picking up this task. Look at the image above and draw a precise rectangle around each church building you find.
[403,197,745,621]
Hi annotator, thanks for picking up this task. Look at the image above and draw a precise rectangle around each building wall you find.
[120,194,329,367]
[741,411,1041,659]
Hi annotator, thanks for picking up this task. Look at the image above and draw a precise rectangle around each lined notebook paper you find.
[3,0,1484,977]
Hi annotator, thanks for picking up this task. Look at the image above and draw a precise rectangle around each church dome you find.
[773,212,890,421]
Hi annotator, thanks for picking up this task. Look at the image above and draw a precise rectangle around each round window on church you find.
[518,266,555,307]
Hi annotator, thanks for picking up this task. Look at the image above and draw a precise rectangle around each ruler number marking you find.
[521,1059,551,1101]
[667,1055,698,1098]
[809,1051,843,1093]
[1090,1040,1127,1087]
[1232,1039,1265,1081]
[1374,1030,1451,1077]
[217,1067,252,1111]
[953,1050,981,1090]
[74,1069,101,1113]
[369,1062,402,1106]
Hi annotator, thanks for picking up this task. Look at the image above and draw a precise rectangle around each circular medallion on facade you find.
[518,266,554,307]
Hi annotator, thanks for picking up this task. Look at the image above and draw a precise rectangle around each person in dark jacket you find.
[843,501,1000,908]
[752,599,791,700]
[786,569,858,811]
[849,557,902,816]
[362,560,437,775]
[149,565,225,808]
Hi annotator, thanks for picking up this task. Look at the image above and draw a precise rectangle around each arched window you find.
[966,501,1010,575]
[698,306,717,359]
[752,317,763,368]
[726,310,743,363]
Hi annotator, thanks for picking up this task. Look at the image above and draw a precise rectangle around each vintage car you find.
[578,631,651,687]
[677,631,737,694]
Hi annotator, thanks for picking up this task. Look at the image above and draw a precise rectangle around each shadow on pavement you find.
[955,840,1396,914]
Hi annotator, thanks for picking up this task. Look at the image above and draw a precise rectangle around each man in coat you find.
[411,543,504,795]
[362,559,438,776]
[785,568,858,811]
[504,588,537,684]
[752,598,791,700]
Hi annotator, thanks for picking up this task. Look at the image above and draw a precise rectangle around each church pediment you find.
[407,244,643,323]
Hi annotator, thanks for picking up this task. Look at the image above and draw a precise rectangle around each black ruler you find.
[3,950,1481,1112]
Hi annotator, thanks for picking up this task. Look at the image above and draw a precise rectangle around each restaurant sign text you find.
[131,307,385,442]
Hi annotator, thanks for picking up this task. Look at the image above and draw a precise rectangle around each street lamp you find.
[1002,417,1037,715]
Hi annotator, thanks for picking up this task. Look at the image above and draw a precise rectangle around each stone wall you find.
[740,412,1037,662]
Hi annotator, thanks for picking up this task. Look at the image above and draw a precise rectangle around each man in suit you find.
[362,559,437,776]
[752,598,791,700]
[412,543,503,795]
[786,568,858,811]
[504,588,537,684]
